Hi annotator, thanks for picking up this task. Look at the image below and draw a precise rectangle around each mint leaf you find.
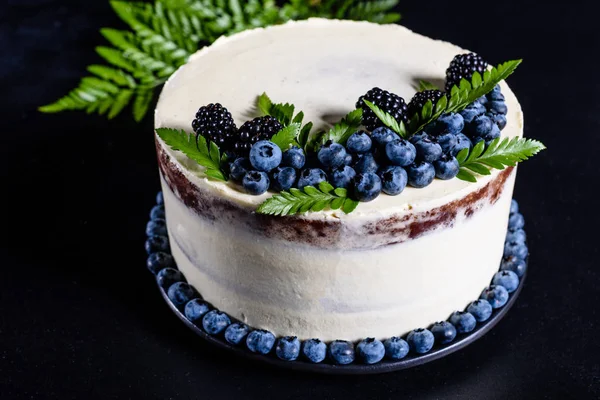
[297,121,313,148]
[257,184,358,216]
[362,100,408,138]
[327,109,363,144]
[271,123,301,151]
[156,128,227,182]
[456,137,546,182]
[257,92,273,115]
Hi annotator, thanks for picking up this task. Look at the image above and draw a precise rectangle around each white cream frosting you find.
[154,19,524,341]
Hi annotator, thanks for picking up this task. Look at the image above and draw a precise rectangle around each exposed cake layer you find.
[154,19,524,341]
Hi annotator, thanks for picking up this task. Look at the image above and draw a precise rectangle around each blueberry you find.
[353,172,382,202]
[356,338,385,365]
[146,252,175,274]
[167,282,195,308]
[414,138,442,163]
[504,241,529,259]
[433,154,460,180]
[146,218,167,237]
[409,131,429,145]
[467,299,493,322]
[506,228,526,244]
[343,153,353,166]
[460,102,486,124]
[318,141,347,169]
[483,123,501,145]
[488,101,508,115]
[328,340,355,365]
[449,311,477,334]
[329,166,356,189]
[510,199,519,214]
[224,322,251,345]
[435,113,464,134]
[383,337,409,360]
[430,321,457,344]
[353,152,379,174]
[156,191,164,205]
[371,127,396,148]
[282,146,306,169]
[297,168,327,190]
[302,339,327,363]
[246,329,276,354]
[184,299,210,323]
[480,285,509,309]
[230,157,251,181]
[466,115,493,138]
[509,212,525,230]
[407,328,435,354]
[488,85,504,101]
[476,95,488,105]
[156,267,184,290]
[492,270,520,293]
[450,133,472,157]
[385,138,417,166]
[202,310,231,335]
[275,336,301,361]
[378,165,407,196]
[150,205,165,220]
[270,167,297,191]
[488,113,507,130]
[145,235,169,254]
[407,161,435,188]
[249,140,282,172]
[501,255,527,277]
[437,133,458,154]
[242,171,270,195]
[347,131,372,153]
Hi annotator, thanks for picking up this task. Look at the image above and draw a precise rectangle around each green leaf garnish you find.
[257,181,359,216]
[455,137,546,182]
[40,0,400,122]
[156,127,227,182]
[326,109,363,145]
[418,80,439,91]
[362,100,408,138]
[408,60,523,135]
[270,123,301,151]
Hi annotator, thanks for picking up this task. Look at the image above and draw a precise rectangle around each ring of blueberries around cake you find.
[146,193,527,366]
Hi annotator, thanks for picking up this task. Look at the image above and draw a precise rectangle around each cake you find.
[151,18,542,363]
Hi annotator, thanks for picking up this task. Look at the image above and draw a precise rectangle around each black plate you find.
[157,272,525,375]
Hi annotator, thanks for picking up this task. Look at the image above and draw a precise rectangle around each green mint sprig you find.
[407,60,522,136]
[156,127,227,181]
[39,0,400,122]
[455,137,546,182]
[257,181,359,216]
[270,123,301,151]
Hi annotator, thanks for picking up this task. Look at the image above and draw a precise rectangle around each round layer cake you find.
[154,19,523,342]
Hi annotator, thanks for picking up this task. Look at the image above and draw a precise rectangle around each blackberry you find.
[356,88,408,131]
[445,53,488,92]
[192,103,237,151]
[408,90,445,117]
[234,116,282,156]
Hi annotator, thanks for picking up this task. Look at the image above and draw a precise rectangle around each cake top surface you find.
[155,18,523,219]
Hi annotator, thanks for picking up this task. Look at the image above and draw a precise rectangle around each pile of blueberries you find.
[145,193,528,365]
[232,84,509,201]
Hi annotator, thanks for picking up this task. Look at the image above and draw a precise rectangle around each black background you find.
[2,0,599,399]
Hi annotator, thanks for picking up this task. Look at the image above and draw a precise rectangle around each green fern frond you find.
[40,0,401,122]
